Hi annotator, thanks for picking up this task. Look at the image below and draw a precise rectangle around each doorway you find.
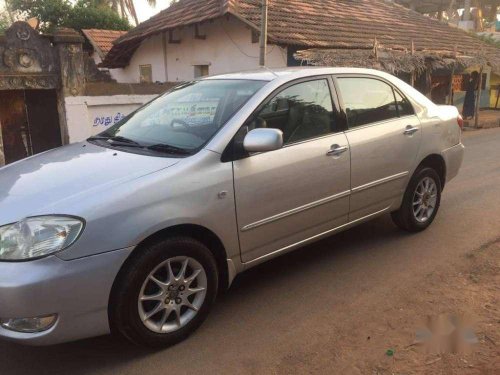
[0,89,62,165]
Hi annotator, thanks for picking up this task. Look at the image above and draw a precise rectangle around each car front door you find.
[335,76,422,221]
[232,78,351,263]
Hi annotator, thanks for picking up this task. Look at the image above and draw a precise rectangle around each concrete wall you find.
[114,16,288,83]
[490,72,500,108]
[64,95,157,142]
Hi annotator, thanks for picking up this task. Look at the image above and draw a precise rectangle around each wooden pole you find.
[448,66,455,105]
[449,44,457,105]
[422,63,433,99]
[410,40,415,87]
[474,67,484,128]
[259,0,268,67]
[464,0,472,21]
[495,87,499,109]
[476,4,484,32]
[448,0,456,21]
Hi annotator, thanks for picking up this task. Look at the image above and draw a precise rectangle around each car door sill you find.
[242,207,391,269]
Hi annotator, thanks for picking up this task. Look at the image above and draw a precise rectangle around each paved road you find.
[1,128,500,375]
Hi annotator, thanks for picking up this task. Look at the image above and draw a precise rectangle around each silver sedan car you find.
[0,68,464,346]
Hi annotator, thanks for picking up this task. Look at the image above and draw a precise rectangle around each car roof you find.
[203,67,391,82]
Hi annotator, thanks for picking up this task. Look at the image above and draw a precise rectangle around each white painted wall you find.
[115,16,288,83]
[65,95,157,142]
[458,20,475,31]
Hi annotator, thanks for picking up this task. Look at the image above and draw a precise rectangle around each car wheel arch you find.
[108,224,229,326]
[415,154,447,190]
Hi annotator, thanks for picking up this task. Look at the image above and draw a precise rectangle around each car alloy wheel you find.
[138,256,207,334]
[412,176,438,223]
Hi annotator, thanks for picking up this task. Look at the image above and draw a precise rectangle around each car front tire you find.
[110,236,218,347]
[391,167,442,233]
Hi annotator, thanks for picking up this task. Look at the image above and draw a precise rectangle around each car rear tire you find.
[110,236,218,347]
[391,167,442,233]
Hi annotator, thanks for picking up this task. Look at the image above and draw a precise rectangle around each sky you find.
[136,1,171,23]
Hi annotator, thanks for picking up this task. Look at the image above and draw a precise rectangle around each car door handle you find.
[404,125,419,135]
[326,145,349,156]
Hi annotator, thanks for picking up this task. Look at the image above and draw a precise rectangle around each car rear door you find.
[232,77,351,263]
[334,75,422,221]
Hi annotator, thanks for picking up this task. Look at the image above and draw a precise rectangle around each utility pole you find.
[463,0,472,21]
[474,67,484,128]
[259,0,268,67]
[448,0,457,21]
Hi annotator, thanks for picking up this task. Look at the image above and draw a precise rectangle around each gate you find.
[0,21,85,166]
[0,90,61,164]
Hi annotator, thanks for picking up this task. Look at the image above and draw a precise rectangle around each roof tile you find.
[103,0,500,68]
[82,29,128,58]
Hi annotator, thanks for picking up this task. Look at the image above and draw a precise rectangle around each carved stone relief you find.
[3,23,57,71]
[0,75,59,90]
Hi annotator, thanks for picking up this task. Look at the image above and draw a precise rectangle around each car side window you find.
[395,90,415,117]
[249,79,335,145]
[337,78,399,128]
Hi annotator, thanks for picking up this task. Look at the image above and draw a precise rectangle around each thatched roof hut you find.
[294,41,499,75]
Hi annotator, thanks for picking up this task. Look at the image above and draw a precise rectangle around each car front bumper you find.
[0,247,133,346]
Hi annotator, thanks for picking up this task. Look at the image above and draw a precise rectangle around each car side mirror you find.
[243,128,284,153]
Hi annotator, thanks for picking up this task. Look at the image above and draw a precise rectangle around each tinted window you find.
[338,78,399,128]
[250,79,335,144]
[395,90,415,116]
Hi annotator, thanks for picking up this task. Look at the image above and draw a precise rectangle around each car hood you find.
[0,142,180,225]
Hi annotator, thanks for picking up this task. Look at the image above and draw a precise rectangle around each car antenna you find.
[261,66,279,78]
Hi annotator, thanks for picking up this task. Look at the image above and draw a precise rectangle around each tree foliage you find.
[8,0,130,32]
[474,32,500,49]
[0,0,13,32]
[66,0,131,31]
[0,13,9,33]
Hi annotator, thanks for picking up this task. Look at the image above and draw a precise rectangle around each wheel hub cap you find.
[167,289,179,299]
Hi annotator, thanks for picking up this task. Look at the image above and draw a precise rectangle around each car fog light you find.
[0,314,57,333]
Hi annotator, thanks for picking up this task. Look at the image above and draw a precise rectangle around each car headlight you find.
[0,216,84,261]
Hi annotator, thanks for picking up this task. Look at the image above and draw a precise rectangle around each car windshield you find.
[89,79,266,155]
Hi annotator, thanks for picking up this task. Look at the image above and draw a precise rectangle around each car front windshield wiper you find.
[147,144,193,155]
[88,136,192,155]
[88,135,144,147]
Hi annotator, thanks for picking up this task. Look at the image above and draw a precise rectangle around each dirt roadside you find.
[276,239,500,375]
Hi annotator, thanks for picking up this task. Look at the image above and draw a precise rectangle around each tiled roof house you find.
[102,0,500,82]
[82,29,128,60]
[82,29,130,82]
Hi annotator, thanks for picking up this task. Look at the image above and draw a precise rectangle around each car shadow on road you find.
[225,214,404,297]
[0,214,411,375]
